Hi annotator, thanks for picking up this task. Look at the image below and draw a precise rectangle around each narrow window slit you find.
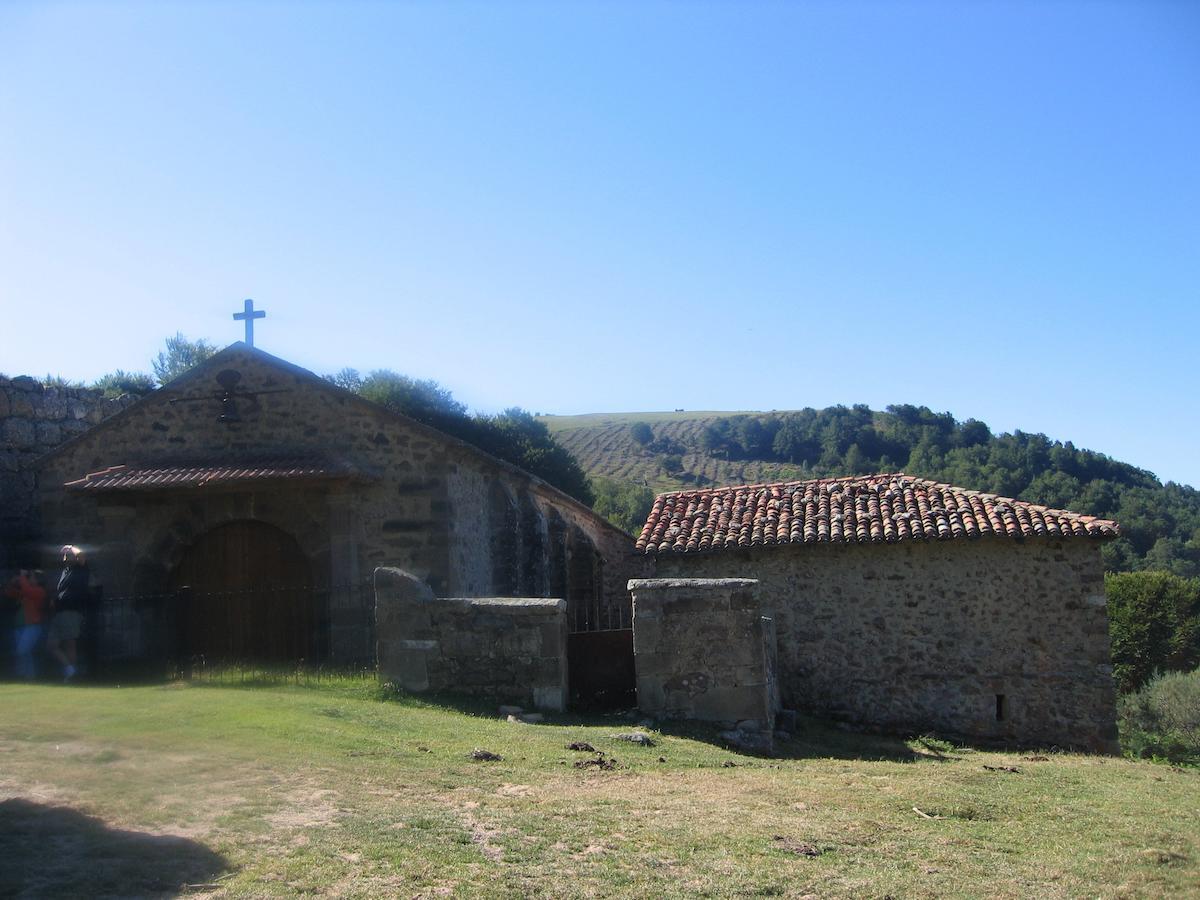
[995,694,1007,722]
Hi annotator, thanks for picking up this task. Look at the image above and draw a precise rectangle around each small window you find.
[995,694,1008,722]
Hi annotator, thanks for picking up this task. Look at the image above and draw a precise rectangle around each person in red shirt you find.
[8,570,47,679]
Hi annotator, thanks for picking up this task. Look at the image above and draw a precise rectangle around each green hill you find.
[541,406,1200,577]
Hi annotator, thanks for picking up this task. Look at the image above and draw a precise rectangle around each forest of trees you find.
[690,405,1200,576]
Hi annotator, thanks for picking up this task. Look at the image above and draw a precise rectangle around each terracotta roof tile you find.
[635,473,1120,555]
[64,457,358,492]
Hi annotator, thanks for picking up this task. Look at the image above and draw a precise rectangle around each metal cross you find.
[233,298,266,347]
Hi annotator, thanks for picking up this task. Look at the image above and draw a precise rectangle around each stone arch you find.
[566,526,604,632]
[519,494,549,597]
[488,481,520,596]
[168,519,319,661]
[546,510,568,601]
[140,494,330,597]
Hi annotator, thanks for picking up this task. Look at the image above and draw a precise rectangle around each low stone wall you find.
[0,376,135,566]
[628,578,779,735]
[375,567,568,711]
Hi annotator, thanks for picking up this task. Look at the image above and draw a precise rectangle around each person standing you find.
[48,546,89,681]
[10,570,48,679]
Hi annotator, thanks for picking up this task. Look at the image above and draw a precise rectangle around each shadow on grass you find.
[650,715,954,763]
[0,799,229,896]
[385,688,950,763]
[9,666,956,764]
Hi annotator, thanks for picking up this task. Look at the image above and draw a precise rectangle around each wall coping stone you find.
[628,578,758,591]
[443,596,566,614]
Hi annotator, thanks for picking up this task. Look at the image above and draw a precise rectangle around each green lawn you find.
[1,678,1196,898]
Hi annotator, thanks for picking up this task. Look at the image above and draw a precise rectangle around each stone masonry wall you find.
[0,376,134,566]
[628,578,779,732]
[654,538,1119,752]
[375,567,568,711]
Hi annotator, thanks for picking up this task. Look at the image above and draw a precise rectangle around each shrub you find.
[591,478,655,536]
[1106,571,1200,694]
[629,422,654,446]
[92,370,155,399]
[1118,668,1200,765]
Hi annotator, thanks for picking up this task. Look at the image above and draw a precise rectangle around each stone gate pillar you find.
[628,578,779,735]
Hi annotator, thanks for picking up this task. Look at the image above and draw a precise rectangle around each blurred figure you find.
[48,546,90,681]
[6,570,48,679]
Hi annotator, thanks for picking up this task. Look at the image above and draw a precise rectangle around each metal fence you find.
[568,592,632,633]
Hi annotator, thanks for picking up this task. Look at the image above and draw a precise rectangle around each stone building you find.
[33,344,636,673]
[636,475,1121,751]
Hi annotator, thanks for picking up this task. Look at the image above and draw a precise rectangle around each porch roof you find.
[64,457,362,492]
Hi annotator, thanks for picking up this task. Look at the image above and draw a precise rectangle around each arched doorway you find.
[169,520,318,662]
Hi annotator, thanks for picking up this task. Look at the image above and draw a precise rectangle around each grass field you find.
[540,411,807,493]
[1,677,1197,898]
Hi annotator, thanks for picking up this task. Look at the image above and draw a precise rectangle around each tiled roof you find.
[64,457,358,492]
[636,474,1120,555]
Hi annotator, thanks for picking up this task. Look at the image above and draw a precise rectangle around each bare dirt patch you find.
[266,787,343,829]
[496,783,535,798]
[456,806,504,863]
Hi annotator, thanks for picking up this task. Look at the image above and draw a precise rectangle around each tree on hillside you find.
[630,422,654,446]
[152,333,217,385]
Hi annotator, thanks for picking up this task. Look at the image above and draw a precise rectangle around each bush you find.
[629,422,653,446]
[92,370,155,399]
[1118,668,1200,765]
[1106,571,1200,694]
[591,478,656,535]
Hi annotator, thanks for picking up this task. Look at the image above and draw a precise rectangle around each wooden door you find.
[169,520,316,662]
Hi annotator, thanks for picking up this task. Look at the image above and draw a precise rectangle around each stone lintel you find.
[443,596,566,614]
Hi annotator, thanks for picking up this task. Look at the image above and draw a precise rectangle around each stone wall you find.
[376,567,568,711]
[653,538,1119,752]
[629,578,779,738]
[0,376,134,567]
[35,346,637,664]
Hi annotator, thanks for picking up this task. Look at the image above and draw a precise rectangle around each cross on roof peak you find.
[233,298,266,347]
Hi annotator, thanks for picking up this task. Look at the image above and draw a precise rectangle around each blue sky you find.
[2,1,1197,486]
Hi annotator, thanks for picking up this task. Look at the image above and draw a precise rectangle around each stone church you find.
[33,343,637,672]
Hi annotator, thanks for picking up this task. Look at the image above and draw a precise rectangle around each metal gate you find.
[566,552,635,709]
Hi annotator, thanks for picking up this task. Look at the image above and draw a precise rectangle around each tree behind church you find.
[152,333,218,385]
[329,368,594,506]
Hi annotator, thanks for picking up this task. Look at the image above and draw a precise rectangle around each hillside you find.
[544,411,810,491]
[541,406,1200,577]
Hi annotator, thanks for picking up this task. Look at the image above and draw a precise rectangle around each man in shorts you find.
[48,545,90,681]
